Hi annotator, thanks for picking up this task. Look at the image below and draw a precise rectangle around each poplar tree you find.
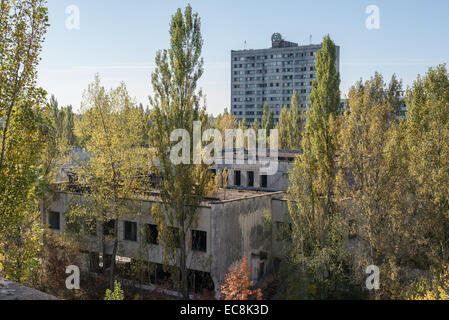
[261,102,274,137]
[0,0,50,282]
[148,5,213,299]
[287,35,350,299]
[278,92,303,150]
[289,91,303,150]
[278,105,290,150]
[336,73,413,298]
[405,65,449,268]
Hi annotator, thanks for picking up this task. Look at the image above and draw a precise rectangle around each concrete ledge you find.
[0,279,58,300]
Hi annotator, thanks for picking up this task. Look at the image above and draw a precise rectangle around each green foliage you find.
[67,75,148,290]
[287,56,449,299]
[0,0,50,284]
[261,103,274,137]
[278,92,304,150]
[105,281,124,300]
[286,35,352,299]
[148,4,213,299]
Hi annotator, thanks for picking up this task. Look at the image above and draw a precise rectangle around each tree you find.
[0,0,50,283]
[251,118,260,132]
[35,232,81,299]
[278,92,303,150]
[405,65,449,268]
[335,73,416,298]
[220,257,262,300]
[67,75,147,290]
[261,103,274,138]
[216,110,237,132]
[105,281,124,300]
[148,4,213,299]
[287,35,351,299]
[278,105,290,150]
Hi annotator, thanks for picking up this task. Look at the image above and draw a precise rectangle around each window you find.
[192,230,207,252]
[145,224,159,245]
[247,171,254,187]
[234,170,241,186]
[49,211,60,230]
[103,220,116,236]
[124,221,137,241]
[261,175,268,188]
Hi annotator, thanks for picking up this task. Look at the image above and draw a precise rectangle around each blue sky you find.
[38,0,449,115]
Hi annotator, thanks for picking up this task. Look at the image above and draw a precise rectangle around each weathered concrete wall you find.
[43,191,291,295]
[44,192,214,274]
[271,198,292,258]
[210,193,283,289]
[0,280,58,300]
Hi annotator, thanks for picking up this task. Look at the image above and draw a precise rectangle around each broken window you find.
[124,221,137,242]
[49,211,60,230]
[234,170,241,186]
[192,230,207,252]
[247,171,254,187]
[261,175,268,188]
[145,224,159,245]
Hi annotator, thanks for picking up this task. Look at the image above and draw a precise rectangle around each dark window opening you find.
[49,211,60,230]
[145,224,159,245]
[234,170,241,186]
[261,175,268,188]
[188,270,215,294]
[192,230,207,252]
[247,171,254,187]
[124,221,137,242]
[259,262,265,280]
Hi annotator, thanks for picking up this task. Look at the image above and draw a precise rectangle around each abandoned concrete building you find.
[41,146,299,296]
[42,157,294,296]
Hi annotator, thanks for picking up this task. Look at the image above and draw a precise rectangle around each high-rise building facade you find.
[231,33,340,124]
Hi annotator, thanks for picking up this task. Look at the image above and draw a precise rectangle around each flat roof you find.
[54,184,282,207]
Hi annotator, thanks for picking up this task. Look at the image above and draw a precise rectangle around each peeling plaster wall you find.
[210,193,282,289]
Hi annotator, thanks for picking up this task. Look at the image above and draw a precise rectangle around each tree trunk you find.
[109,219,119,290]
[180,227,189,299]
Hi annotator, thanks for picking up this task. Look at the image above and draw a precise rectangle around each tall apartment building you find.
[231,33,340,124]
